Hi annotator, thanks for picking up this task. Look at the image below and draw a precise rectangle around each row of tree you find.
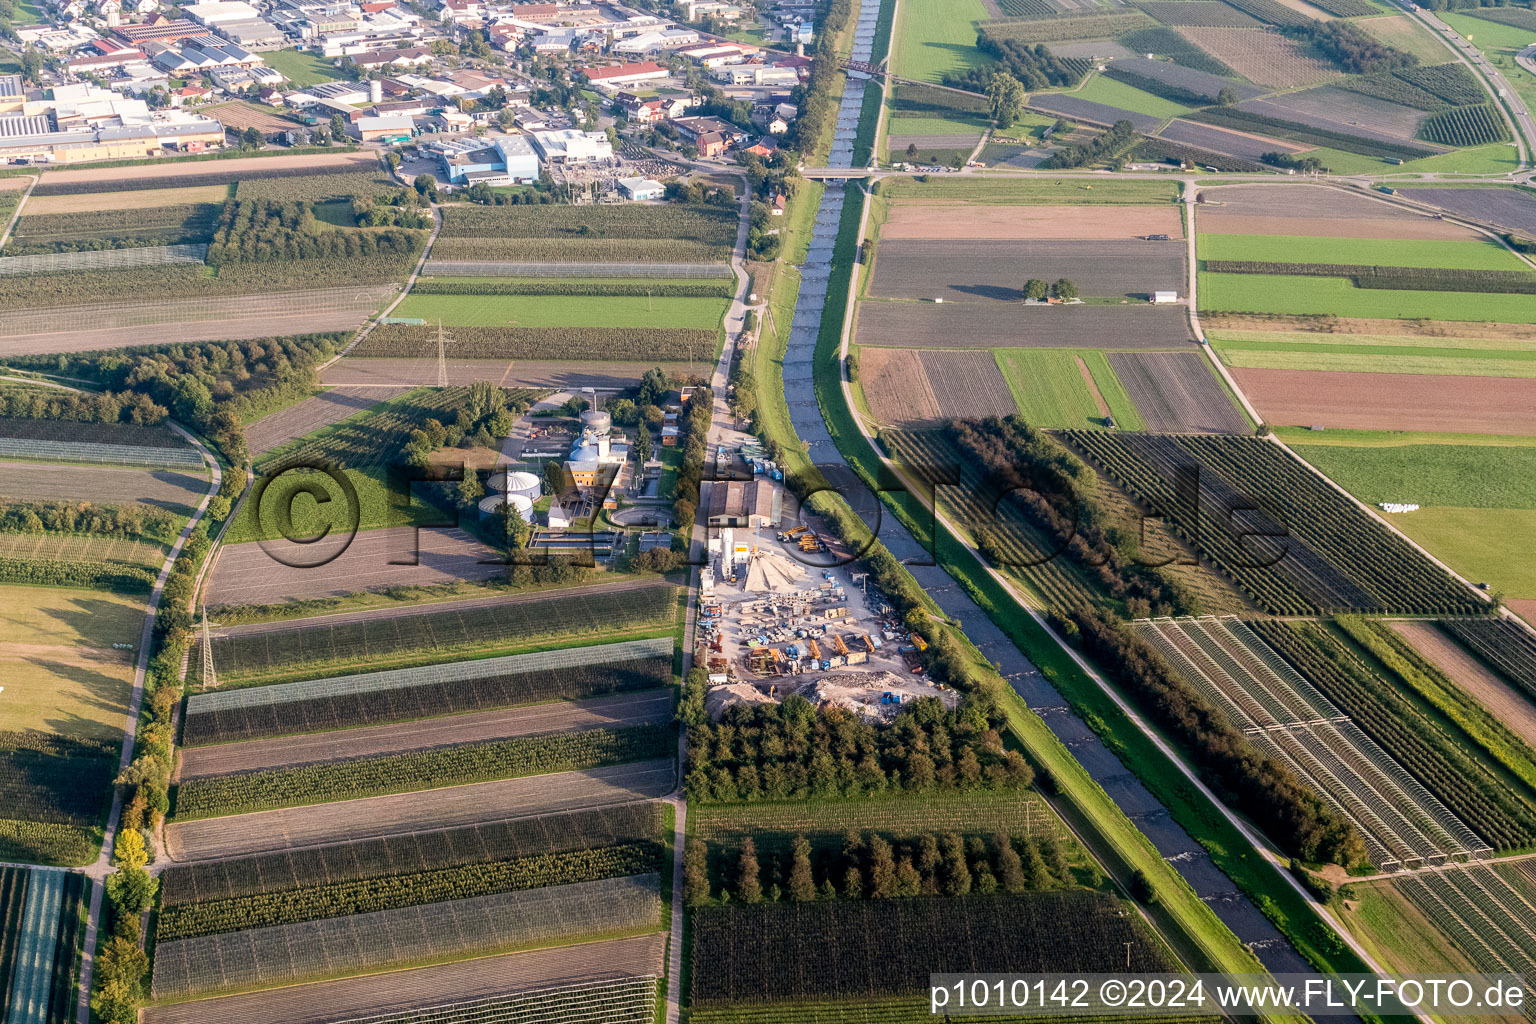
[0,500,180,543]
[684,695,1033,802]
[1292,20,1419,75]
[685,829,1082,906]
[0,386,167,426]
[206,199,423,267]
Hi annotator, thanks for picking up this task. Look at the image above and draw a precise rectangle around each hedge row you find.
[409,280,734,298]
[0,556,155,593]
[1132,137,1265,172]
[356,324,718,360]
[1205,259,1536,292]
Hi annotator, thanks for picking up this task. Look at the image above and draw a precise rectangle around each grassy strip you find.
[171,723,675,820]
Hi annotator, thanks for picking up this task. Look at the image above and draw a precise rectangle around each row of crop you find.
[409,279,734,298]
[234,170,398,203]
[0,821,97,868]
[1102,64,1215,104]
[173,723,674,819]
[354,323,717,361]
[182,651,673,745]
[1060,432,1486,616]
[1441,618,1536,703]
[1204,259,1536,292]
[4,204,220,255]
[438,203,738,243]
[1120,26,1236,75]
[1341,73,1453,112]
[0,555,155,593]
[1336,617,1536,794]
[1304,0,1379,16]
[997,0,1056,16]
[160,802,666,905]
[159,840,664,940]
[28,159,369,197]
[1418,104,1508,146]
[0,867,22,1022]
[976,10,1153,41]
[1220,0,1311,26]
[1137,1,1262,27]
[1188,107,1437,159]
[1133,136,1265,172]
[1249,620,1536,851]
[430,235,729,264]
[1399,62,1485,104]
[207,581,678,684]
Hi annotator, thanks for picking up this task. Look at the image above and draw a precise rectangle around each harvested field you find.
[1025,93,1166,131]
[1398,188,1536,236]
[1238,87,1430,146]
[1159,118,1306,160]
[34,151,375,190]
[860,348,941,426]
[1177,28,1340,87]
[0,287,394,356]
[1511,600,1536,628]
[22,184,233,216]
[0,462,205,513]
[163,759,675,861]
[871,238,1185,300]
[202,101,300,134]
[1390,620,1536,750]
[243,387,383,455]
[320,357,695,390]
[855,302,1196,348]
[177,691,675,780]
[1044,40,1135,59]
[881,202,1183,240]
[1230,367,1536,435]
[1108,351,1248,433]
[203,527,514,606]
[1356,15,1453,64]
[139,933,666,1024]
[0,532,164,568]
[920,350,1019,421]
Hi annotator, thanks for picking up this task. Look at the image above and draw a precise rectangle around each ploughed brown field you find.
[0,462,207,515]
[1390,620,1536,750]
[881,203,1184,240]
[1231,367,1536,435]
[870,238,1186,301]
[1109,351,1249,434]
[861,348,942,425]
[855,302,1196,349]
[244,387,383,456]
[1199,182,1483,240]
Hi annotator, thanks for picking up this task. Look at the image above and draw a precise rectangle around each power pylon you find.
[200,605,217,689]
[435,320,454,388]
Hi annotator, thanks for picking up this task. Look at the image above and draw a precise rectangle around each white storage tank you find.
[504,470,541,502]
[508,493,535,522]
[477,494,505,520]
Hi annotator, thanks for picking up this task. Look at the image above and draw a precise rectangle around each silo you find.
[369,79,383,104]
[477,494,506,520]
[580,409,611,436]
[508,494,535,522]
[504,470,542,502]
[486,471,513,493]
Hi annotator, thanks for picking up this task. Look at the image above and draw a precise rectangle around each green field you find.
[1394,506,1536,600]
[225,465,458,545]
[1213,340,1536,377]
[1068,73,1194,120]
[1198,233,1528,270]
[1199,272,1536,321]
[393,293,728,329]
[263,48,341,87]
[994,349,1142,430]
[1291,441,1536,509]
[876,177,1180,205]
[1213,329,1536,352]
[892,0,993,83]
[0,584,141,742]
[692,790,1066,846]
[886,114,987,137]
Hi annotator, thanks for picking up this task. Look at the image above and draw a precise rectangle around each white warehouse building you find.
[530,128,614,165]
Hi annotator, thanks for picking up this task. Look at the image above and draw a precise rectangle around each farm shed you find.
[1152,290,1179,303]
[619,176,665,201]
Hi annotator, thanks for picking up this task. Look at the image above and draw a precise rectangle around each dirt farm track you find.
[1232,367,1536,435]
[164,759,677,861]
[140,933,666,1024]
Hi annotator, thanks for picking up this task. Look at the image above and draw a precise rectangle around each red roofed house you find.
[171,84,212,107]
[510,3,560,21]
[359,1,396,11]
[582,61,668,88]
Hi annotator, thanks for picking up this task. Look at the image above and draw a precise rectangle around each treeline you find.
[0,500,179,543]
[947,417,1197,617]
[0,556,155,593]
[12,334,347,469]
[945,37,1085,92]
[1291,20,1419,75]
[671,386,714,539]
[1041,120,1139,169]
[357,324,715,362]
[685,830,1079,905]
[1059,606,1365,867]
[1135,137,1264,173]
[403,379,526,469]
[0,386,167,426]
[206,199,424,267]
[684,695,1033,802]
[787,0,852,156]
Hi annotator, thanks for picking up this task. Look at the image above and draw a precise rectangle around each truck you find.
[777,525,809,542]
[832,635,849,656]
[807,638,822,661]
